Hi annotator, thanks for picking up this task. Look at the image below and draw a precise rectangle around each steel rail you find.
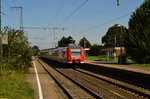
[36,58,73,99]
[73,68,150,98]
[53,68,101,99]
[37,58,101,99]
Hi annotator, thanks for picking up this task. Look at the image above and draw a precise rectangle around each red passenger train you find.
[41,44,84,64]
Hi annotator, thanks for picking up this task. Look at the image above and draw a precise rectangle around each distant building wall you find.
[101,47,125,57]
[115,47,125,56]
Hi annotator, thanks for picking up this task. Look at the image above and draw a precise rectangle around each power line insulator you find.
[117,0,120,6]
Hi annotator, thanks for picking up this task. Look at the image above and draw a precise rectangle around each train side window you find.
[63,51,65,57]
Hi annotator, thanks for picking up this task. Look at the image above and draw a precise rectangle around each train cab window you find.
[72,51,80,57]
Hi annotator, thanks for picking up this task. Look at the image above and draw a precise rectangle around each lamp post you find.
[70,38,73,44]
[117,24,123,64]
[83,34,87,48]
[0,0,2,62]
[117,0,120,6]
[83,34,87,56]
[0,0,1,30]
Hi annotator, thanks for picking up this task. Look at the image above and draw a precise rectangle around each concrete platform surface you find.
[85,60,150,75]
[26,58,67,99]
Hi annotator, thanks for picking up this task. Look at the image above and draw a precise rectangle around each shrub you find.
[2,27,33,70]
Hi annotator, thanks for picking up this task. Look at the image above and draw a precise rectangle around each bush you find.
[2,28,33,70]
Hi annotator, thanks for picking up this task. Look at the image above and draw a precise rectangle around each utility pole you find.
[83,34,87,56]
[0,0,1,30]
[0,0,2,62]
[11,7,23,30]
[115,34,116,47]
[83,34,86,48]
[117,24,123,64]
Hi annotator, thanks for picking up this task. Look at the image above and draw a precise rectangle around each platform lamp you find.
[0,0,2,62]
[83,34,87,56]
[83,34,87,49]
[117,0,120,6]
[117,24,123,64]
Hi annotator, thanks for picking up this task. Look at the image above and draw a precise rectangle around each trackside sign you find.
[0,34,8,45]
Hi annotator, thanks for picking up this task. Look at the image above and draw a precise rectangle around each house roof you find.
[101,48,115,52]
[101,47,125,52]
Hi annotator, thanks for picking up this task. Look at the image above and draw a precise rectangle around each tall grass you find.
[0,28,34,98]
[0,68,34,99]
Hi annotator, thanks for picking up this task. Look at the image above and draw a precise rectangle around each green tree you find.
[58,36,75,47]
[32,46,40,55]
[124,0,150,63]
[2,27,33,70]
[102,24,127,47]
[78,37,91,48]
[89,44,104,56]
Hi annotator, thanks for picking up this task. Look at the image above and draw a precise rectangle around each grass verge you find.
[128,64,150,68]
[0,68,34,99]
[85,55,107,61]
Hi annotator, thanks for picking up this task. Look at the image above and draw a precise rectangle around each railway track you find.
[39,57,150,99]
[73,68,150,98]
[82,63,150,90]
[56,68,148,99]
[37,57,99,99]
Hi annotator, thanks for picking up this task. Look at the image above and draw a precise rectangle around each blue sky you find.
[2,0,144,49]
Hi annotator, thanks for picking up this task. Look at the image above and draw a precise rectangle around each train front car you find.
[67,44,84,64]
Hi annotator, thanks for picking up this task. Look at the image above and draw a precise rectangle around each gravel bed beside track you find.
[74,68,150,98]
[39,57,150,99]
[57,68,146,99]
[37,58,96,99]
[82,63,150,90]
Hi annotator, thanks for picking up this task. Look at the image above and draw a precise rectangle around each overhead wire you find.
[22,0,44,23]
[71,12,131,36]
[5,0,18,27]
[22,0,51,40]
[60,1,116,39]
[48,0,66,27]
[29,37,46,40]
[69,1,116,28]
[57,0,89,27]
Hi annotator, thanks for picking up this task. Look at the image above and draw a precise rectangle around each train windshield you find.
[70,44,81,57]
[72,51,80,57]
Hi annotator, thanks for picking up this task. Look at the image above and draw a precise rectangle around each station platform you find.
[85,60,150,75]
[26,58,150,98]
[26,58,66,99]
